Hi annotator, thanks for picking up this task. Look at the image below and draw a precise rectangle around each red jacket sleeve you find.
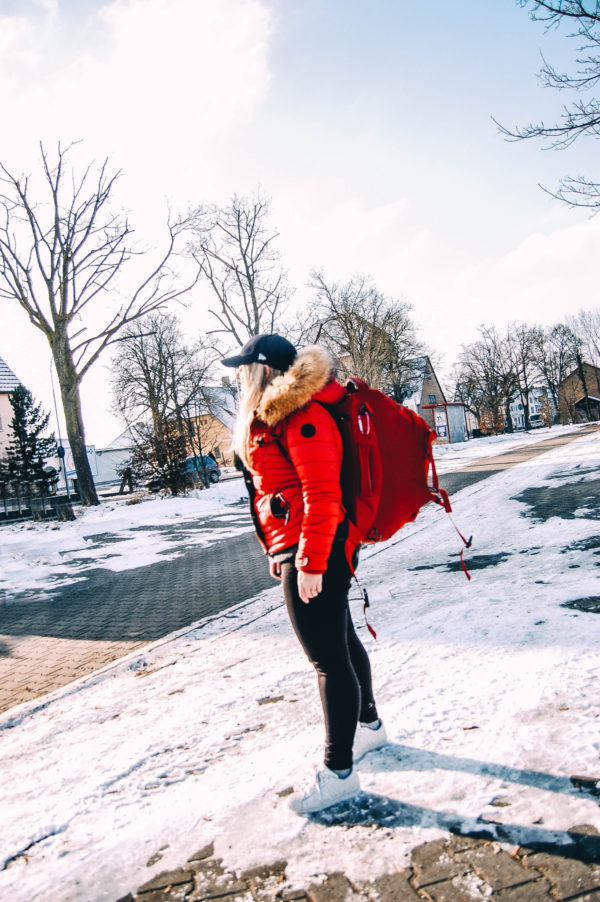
[284,402,343,574]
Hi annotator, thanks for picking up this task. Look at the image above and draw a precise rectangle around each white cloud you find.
[0,0,272,210]
[273,184,600,371]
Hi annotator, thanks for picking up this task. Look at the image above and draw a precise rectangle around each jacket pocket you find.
[269,492,290,525]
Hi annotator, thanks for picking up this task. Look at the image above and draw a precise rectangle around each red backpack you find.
[317,378,471,585]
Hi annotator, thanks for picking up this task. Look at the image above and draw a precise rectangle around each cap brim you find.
[221,354,248,368]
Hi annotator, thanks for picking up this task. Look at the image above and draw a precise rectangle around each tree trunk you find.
[503,398,513,433]
[521,384,532,430]
[52,335,99,506]
[576,353,593,421]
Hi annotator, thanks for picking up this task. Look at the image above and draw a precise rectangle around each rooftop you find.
[0,356,21,393]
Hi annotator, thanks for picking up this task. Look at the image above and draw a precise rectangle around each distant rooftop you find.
[0,357,21,393]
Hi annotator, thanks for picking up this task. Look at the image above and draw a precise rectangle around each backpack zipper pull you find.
[353,573,377,639]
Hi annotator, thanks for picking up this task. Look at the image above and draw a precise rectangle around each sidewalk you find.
[1,427,599,902]
[119,831,600,900]
[1,427,596,714]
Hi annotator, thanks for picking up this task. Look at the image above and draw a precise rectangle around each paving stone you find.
[278,890,308,901]
[524,852,600,899]
[560,892,600,902]
[136,885,194,902]
[418,874,488,902]
[249,877,289,901]
[240,860,288,901]
[360,871,420,901]
[411,839,469,889]
[454,844,541,891]
[492,878,554,900]
[567,825,600,864]
[188,858,249,901]
[306,872,366,901]
[240,861,287,882]
[189,858,226,881]
[138,868,195,893]
[444,835,484,856]
[188,887,252,902]
[187,844,216,864]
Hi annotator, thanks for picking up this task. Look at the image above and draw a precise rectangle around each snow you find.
[0,426,599,901]
[0,479,252,601]
[0,425,582,602]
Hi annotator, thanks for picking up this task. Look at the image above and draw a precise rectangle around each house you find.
[558,363,600,424]
[402,356,468,443]
[401,356,446,419]
[93,428,136,487]
[421,401,470,443]
[509,387,555,430]
[0,356,21,456]
[187,383,237,467]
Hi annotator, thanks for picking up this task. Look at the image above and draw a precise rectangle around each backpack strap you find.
[427,439,473,580]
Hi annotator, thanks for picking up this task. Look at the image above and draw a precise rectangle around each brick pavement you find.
[0,517,273,712]
[119,829,600,901]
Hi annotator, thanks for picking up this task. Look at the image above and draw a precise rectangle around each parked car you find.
[146,456,221,492]
[186,455,221,485]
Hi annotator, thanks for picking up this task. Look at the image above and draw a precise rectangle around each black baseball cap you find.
[221,334,297,373]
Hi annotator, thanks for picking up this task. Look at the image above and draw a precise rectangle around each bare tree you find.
[478,325,520,432]
[567,308,600,395]
[188,192,291,345]
[0,143,197,504]
[455,331,513,435]
[504,322,542,430]
[451,362,484,427]
[303,271,425,401]
[531,322,579,419]
[497,1,600,208]
[111,313,217,492]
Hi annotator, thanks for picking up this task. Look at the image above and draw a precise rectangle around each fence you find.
[0,492,79,524]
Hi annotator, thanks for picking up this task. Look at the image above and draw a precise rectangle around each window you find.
[428,394,437,404]
[214,446,221,459]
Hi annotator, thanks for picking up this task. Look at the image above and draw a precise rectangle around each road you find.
[0,425,597,713]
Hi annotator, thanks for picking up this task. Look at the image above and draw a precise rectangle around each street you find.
[0,425,598,714]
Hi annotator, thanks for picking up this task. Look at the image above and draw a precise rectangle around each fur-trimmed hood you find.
[256,345,336,427]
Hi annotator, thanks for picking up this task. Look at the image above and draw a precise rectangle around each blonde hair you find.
[232,362,282,467]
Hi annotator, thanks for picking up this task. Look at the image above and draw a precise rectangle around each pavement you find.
[0,513,272,712]
[2,424,600,901]
[2,426,598,715]
[116,829,600,901]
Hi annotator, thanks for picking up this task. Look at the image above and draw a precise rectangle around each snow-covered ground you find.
[0,480,252,601]
[0,425,583,602]
[0,426,599,902]
[432,423,580,473]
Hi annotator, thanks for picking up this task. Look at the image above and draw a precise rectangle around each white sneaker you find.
[353,720,388,762]
[288,766,360,814]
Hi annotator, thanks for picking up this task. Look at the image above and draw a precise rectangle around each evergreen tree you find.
[6,385,58,494]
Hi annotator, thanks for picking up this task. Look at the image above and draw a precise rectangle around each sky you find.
[1,0,599,446]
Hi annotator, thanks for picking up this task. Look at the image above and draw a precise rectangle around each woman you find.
[222,333,387,814]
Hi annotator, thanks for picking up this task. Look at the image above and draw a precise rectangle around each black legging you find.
[281,544,378,770]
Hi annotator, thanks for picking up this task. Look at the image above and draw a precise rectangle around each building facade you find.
[509,387,555,430]
[0,357,22,456]
[558,363,600,424]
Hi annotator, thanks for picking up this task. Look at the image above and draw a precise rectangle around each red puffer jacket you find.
[245,346,346,574]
